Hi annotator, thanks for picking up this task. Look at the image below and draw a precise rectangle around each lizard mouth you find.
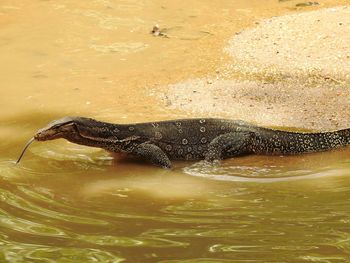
[34,130,65,141]
[17,126,77,164]
[34,121,77,141]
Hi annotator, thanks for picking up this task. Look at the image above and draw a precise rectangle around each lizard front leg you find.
[132,142,172,168]
[205,132,253,162]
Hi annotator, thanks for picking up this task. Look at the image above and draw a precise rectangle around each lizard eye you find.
[55,122,76,132]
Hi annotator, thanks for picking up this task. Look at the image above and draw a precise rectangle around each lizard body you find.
[31,117,350,168]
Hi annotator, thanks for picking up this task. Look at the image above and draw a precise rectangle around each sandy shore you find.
[160,6,350,131]
[227,6,350,79]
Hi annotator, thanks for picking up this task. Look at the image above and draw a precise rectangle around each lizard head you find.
[34,116,79,141]
[34,116,140,152]
[16,117,80,164]
[17,116,142,164]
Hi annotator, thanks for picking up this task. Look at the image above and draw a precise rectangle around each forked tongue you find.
[16,137,35,164]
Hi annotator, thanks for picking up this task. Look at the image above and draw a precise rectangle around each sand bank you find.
[161,6,350,130]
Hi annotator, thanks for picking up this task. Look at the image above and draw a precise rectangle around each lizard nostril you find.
[34,134,43,141]
[34,130,45,141]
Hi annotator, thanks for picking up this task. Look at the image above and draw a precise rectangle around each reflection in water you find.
[1,0,350,262]
[81,170,214,199]
[185,149,350,182]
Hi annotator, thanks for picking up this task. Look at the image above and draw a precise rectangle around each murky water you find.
[1,0,350,262]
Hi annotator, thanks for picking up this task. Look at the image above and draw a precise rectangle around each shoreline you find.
[159,6,350,131]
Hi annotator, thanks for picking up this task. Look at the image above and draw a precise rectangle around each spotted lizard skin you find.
[35,117,350,168]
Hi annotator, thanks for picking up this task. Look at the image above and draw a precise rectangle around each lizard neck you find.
[64,117,141,153]
[57,117,121,150]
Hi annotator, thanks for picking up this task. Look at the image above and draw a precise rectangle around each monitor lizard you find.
[17,116,350,168]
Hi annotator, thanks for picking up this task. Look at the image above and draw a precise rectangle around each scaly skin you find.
[33,116,350,168]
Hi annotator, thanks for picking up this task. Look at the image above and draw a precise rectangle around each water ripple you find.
[0,241,124,262]
[0,188,108,225]
[0,208,67,237]
[183,160,350,183]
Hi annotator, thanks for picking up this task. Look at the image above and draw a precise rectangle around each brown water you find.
[1,0,350,262]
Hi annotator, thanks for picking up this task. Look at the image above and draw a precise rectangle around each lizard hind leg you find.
[204,132,253,162]
[132,142,172,168]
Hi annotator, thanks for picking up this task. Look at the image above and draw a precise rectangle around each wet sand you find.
[161,6,350,131]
